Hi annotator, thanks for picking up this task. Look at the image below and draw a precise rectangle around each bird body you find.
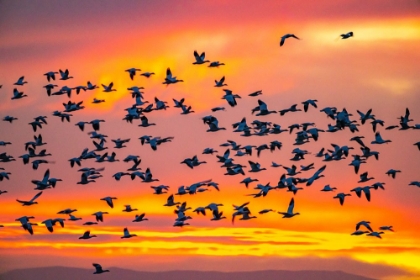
[79,231,97,239]
[341,32,353,39]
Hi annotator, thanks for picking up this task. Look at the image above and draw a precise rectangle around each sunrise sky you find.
[0,1,420,279]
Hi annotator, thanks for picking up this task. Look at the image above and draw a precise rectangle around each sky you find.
[0,0,420,279]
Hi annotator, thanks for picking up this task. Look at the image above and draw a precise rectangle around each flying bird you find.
[92,263,110,274]
[341,32,354,39]
[16,191,43,206]
[280,34,300,46]
[278,198,300,218]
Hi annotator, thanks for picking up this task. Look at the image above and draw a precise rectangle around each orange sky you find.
[0,1,420,279]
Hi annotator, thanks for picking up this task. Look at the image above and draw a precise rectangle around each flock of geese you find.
[0,32,419,274]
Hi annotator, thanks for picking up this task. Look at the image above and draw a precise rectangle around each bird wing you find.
[93,263,102,270]
[287,198,295,214]
[315,165,327,177]
[280,36,286,46]
[363,187,371,201]
[42,169,50,183]
[166,68,172,79]
[339,196,345,205]
[30,191,43,202]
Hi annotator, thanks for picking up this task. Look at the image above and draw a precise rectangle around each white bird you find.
[222,89,241,107]
[231,206,250,224]
[163,194,180,207]
[367,231,384,239]
[333,193,351,205]
[125,68,141,80]
[248,161,266,172]
[11,88,28,100]
[214,76,227,87]
[139,115,156,127]
[208,61,225,67]
[192,207,206,216]
[409,181,420,188]
[43,84,58,96]
[356,221,373,232]
[386,169,401,179]
[306,165,326,186]
[280,34,300,46]
[92,98,105,104]
[211,106,226,112]
[211,210,226,221]
[112,138,130,149]
[41,218,65,233]
[172,98,185,108]
[163,68,183,85]
[278,198,300,218]
[151,185,169,194]
[206,118,226,132]
[173,220,189,227]
[240,177,258,188]
[238,210,257,222]
[121,227,137,238]
[249,90,262,97]
[57,208,77,215]
[371,132,391,144]
[44,71,58,81]
[14,76,28,85]
[341,31,353,39]
[101,82,116,92]
[59,69,73,80]
[259,209,274,214]
[79,231,97,239]
[92,263,110,274]
[31,169,51,190]
[321,184,337,192]
[3,116,18,123]
[113,172,131,181]
[22,222,37,235]
[351,230,369,236]
[140,72,155,78]
[358,172,374,183]
[254,100,276,116]
[181,155,206,169]
[100,196,117,208]
[302,99,318,112]
[132,213,148,222]
[86,81,98,90]
[68,214,82,221]
[16,191,43,206]
[122,205,137,212]
[192,50,210,64]
[92,211,108,222]
[379,226,394,232]
[206,203,224,213]
[0,171,11,181]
